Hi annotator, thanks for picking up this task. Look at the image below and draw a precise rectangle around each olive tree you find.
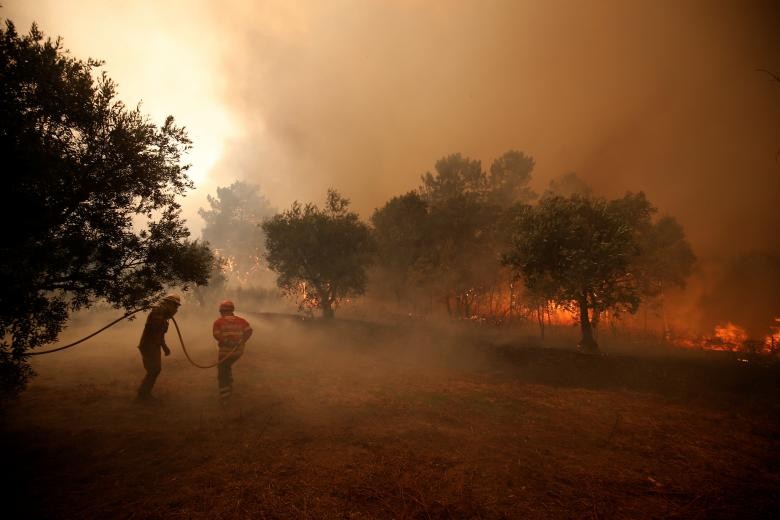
[262,190,373,319]
[503,193,694,351]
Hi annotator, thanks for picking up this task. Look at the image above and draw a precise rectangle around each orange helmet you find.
[219,300,235,313]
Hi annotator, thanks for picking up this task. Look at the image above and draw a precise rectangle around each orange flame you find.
[713,322,748,346]
[765,318,780,353]
[214,249,264,284]
[672,319,779,354]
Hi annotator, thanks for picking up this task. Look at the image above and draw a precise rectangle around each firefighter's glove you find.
[162,345,171,357]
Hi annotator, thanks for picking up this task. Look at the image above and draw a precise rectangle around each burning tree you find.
[198,180,275,285]
[503,193,694,351]
[371,151,537,317]
[262,190,374,319]
[0,21,213,395]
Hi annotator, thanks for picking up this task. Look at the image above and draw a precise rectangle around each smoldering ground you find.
[3,306,780,518]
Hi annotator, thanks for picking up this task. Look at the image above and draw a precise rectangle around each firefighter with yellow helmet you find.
[136,294,181,401]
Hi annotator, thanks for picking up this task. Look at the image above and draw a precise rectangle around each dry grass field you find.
[2,308,779,519]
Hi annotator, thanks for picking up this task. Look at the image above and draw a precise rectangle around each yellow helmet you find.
[162,294,181,306]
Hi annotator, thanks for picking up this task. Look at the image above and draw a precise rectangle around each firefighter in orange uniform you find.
[137,294,181,401]
[212,300,253,402]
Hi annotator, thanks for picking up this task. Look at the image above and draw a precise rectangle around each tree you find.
[0,21,213,395]
[546,172,592,198]
[413,155,497,316]
[420,150,537,208]
[370,191,431,305]
[425,192,502,316]
[635,216,696,296]
[633,216,696,334]
[503,193,693,351]
[262,190,374,319]
[486,150,537,208]
[420,152,536,317]
[373,151,537,318]
[420,153,485,205]
[198,180,275,284]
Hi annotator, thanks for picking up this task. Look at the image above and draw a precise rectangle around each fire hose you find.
[171,316,241,369]
[26,307,149,356]
[25,310,239,369]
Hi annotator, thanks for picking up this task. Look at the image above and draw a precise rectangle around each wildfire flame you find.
[673,319,779,354]
[767,318,780,352]
[713,322,748,346]
[215,249,265,284]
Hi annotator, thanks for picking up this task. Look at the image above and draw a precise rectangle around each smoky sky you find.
[212,0,780,260]
[5,0,780,258]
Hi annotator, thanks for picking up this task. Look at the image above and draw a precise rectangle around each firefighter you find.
[136,294,181,401]
[212,299,252,403]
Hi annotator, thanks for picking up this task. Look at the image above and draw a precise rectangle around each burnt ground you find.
[2,311,779,519]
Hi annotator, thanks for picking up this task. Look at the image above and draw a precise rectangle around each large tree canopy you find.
[503,193,694,351]
[0,21,213,395]
[262,190,373,319]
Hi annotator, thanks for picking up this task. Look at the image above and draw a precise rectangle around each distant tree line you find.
[368,152,695,351]
[211,150,695,354]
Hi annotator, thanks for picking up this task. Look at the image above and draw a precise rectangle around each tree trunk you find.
[322,304,335,319]
[578,295,598,352]
[320,292,335,320]
[546,303,552,326]
[508,283,514,324]
[660,295,669,341]
[537,305,545,340]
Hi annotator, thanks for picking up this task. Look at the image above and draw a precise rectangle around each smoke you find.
[209,0,780,257]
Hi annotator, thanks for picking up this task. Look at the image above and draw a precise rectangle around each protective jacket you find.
[212,314,253,356]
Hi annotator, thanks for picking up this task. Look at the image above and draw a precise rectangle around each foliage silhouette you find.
[262,190,373,319]
[0,20,213,395]
[503,193,694,350]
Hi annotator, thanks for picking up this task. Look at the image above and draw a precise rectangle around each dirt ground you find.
[2,309,779,519]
